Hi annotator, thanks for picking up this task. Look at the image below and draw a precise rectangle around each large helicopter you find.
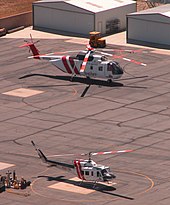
[31,141,132,185]
[20,35,146,83]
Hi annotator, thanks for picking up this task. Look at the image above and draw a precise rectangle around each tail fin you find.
[31,140,47,163]
[19,34,40,59]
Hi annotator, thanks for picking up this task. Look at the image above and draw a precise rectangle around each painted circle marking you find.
[31,168,154,202]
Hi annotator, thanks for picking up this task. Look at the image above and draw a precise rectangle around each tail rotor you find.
[20,34,40,59]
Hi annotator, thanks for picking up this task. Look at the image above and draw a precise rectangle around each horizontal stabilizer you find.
[19,43,34,48]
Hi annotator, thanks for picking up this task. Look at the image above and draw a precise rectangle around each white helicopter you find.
[31,141,132,185]
[20,35,147,83]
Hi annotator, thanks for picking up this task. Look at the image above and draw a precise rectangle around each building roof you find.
[35,0,135,13]
[128,4,170,18]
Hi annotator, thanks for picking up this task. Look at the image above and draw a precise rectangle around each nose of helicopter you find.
[117,66,124,75]
[103,173,116,181]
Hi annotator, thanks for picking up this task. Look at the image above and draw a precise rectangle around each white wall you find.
[127,16,170,46]
[33,6,94,35]
[33,1,136,36]
[95,3,136,34]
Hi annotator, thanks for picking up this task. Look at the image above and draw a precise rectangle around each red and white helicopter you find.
[20,35,147,84]
[31,141,132,185]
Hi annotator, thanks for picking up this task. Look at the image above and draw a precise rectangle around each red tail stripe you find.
[69,57,79,75]
[62,56,72,74]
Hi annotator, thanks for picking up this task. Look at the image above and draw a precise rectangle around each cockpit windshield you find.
[107,61,122,75]
[107,62,116,74]
[101,168,110,176]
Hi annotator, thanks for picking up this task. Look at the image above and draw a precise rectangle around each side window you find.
[99,66,103,71]
[85,171,89,175]
[107,64,112,71]
[97,171,100,177]
[91,171,93,176]
[89,56,94,61]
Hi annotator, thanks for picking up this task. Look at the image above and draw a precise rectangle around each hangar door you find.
[127,17,170,46]
[33,6,94,35]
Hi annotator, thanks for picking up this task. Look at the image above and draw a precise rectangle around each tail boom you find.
[20,42,40,59]
[31,141,74,171]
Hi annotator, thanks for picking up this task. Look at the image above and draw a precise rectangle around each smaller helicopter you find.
[31,141,132,185]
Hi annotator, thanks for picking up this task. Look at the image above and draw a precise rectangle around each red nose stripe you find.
[74,160,85,180]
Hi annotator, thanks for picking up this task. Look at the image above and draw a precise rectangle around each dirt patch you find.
[137,0,162,11]
[0,0,38,18]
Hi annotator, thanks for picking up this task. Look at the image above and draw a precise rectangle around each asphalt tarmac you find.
[0,35,170,205]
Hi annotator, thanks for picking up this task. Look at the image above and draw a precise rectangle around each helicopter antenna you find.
[88,152,92,161]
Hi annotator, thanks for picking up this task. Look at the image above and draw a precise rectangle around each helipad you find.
[48,177,95,194]
[2,88,44,98]
[0,162,15,170]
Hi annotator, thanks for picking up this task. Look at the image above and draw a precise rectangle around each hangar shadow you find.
[38,175,134,200]
[34,27,112,38]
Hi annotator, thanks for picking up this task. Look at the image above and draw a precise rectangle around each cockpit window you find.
[107,63,112,71]
[101,168,110,176]
[107,62,119,74]
[97,171,101,177]
[85,171,89,175]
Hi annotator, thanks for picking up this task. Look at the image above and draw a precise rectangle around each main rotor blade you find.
[113,55,147,66]
[80,50,91,73]
[96,50,147,66]
[46,149,133,158]
[80,45,94,73]
[99,48,148,54]
[91,149,133,156]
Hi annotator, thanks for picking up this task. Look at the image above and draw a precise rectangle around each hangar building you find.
[33,0,136,36]
[127,4,170,48]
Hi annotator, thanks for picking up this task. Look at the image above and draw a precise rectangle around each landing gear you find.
[70,74,76,82]
[107,79,112,84]
[93,181,97,189]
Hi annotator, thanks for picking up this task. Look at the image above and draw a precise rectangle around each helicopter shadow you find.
[19,73,146,97]
[19,73,124,87]
[38,175,134,200]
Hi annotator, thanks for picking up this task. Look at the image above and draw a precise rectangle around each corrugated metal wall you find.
[33,1,136,36]
[33,3,94,35]
[127,15,170,47]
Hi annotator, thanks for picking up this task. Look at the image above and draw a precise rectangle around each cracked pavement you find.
[0,37,170,205]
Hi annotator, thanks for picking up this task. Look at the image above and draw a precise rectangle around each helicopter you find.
[20,35,147,84]
[31,141,132,185]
